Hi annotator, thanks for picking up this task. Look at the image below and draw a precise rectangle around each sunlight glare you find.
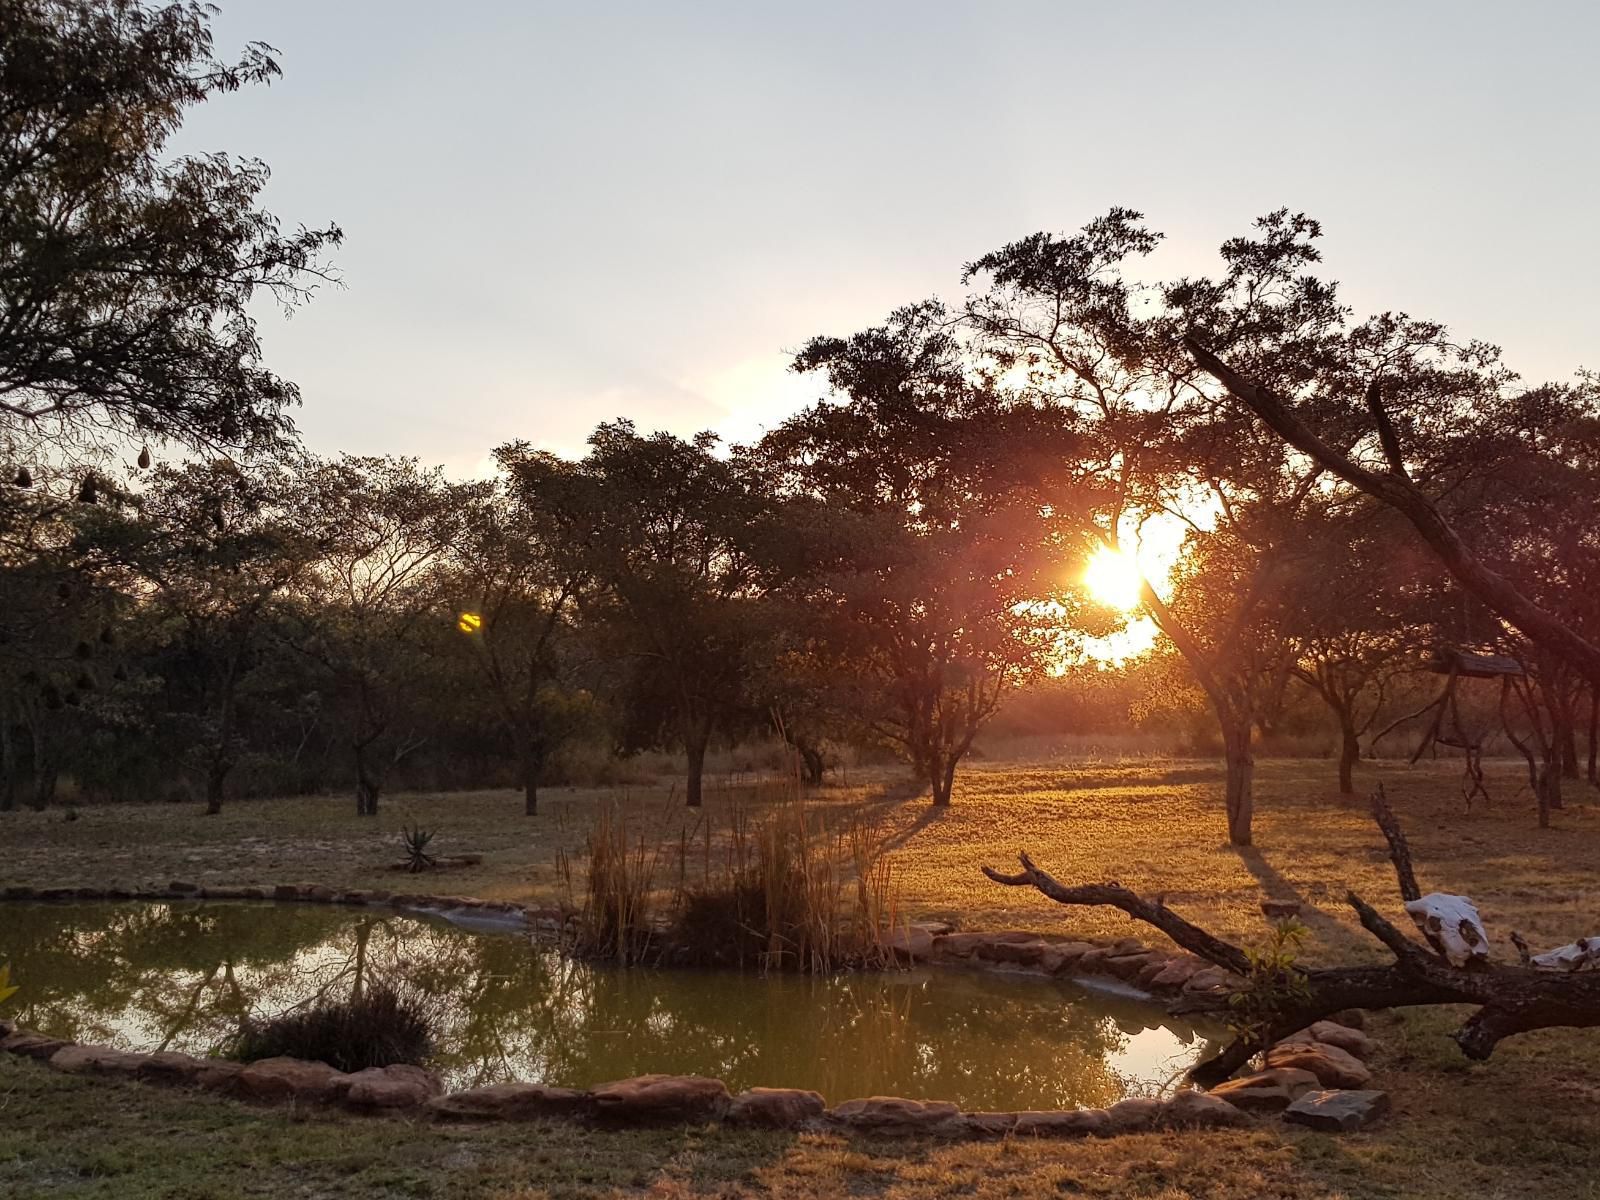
[1083,547,1145,612]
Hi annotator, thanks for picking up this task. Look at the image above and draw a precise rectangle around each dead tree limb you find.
[984,790,1600,1086]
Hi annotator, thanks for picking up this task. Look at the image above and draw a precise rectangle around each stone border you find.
[0,884,1392,1134]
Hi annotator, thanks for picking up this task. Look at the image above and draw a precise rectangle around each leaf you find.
[0,962,18,1007]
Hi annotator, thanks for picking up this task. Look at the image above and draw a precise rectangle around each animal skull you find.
[1403,892,1490,967]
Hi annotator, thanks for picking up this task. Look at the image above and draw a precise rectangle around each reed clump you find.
[568,770,900,973]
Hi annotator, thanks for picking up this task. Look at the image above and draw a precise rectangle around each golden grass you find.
[5,754,1600,1198]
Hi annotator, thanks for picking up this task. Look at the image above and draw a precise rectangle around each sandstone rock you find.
[1038,942,1098,974]
[1102,1096,1164,1133]
[884,925,936,961]
[726,1087,825,1128]
[1326,1008,1366,1030]
[1162,1088,1250,1128]
[1283,1088,1391,1132]
[1147,957,1205,989]
[427,1082,593,1121]
[343,1064,443,1110]
[1183,966,1240,993]
[168,880,200,894]
[591,1074,730,1123]
[1209,1068,1321,1113]
[973,939,1052,967]
[1012,1108,1108,1137]
[48,1043,149,1077]
[1301,1021,1377,1060]
[1104,952,1163,983]
[191,1059,246,1093]
[960,1111,1019,1138]
[932,931,1036,958]
[302,884,336,902]
[1074,946,1115,973]
[135,1051,213,1086]
[828,1096,963,1135]
[1,1031,70,1060]
[236,1056,352,1104]
[272,885,300,901]
[1265,1042,1372,1089]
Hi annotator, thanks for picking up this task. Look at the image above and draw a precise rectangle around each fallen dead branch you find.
[983,786,1600,1085]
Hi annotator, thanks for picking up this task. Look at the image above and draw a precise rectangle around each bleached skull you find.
[1403,893,1490,968]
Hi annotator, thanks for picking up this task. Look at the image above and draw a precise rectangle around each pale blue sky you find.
[181,1,1600,473]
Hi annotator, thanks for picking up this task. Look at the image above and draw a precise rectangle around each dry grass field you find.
[4,754,1600,1199]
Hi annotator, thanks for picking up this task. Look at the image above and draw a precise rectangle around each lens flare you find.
[457,612,483,634]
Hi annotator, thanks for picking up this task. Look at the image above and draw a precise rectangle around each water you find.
[0,902,1219,1110]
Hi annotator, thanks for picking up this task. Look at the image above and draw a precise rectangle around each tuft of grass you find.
[231,982,435,1073]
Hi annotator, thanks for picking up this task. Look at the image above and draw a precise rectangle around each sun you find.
[1083,547,1145,611]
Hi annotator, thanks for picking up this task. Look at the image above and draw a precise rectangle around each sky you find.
[178,1,1600,477]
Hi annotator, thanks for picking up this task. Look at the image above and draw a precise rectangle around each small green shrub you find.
[1227,918,1312,1048]
[232,983,435,1072]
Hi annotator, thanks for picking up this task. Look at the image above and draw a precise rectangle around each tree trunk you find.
[0,715,16,813]
[930,755,957,808]
[204,757,230,817]
[1588,686,1598,786]
[520,741,541,816]
[798,743,825,787]
[354,741,380,816]
[1338,717,1360,796]
[685,730,708,809]
[1221,717,1254,846]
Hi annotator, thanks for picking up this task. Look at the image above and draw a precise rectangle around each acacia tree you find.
[447,482,592,816]
[128,459,315,814]
[954,209,1504,844]
[756,303,1090,806]
[1276,511,1433,793]
[0,0,339,465]
[289,457,480,816]
[501,422,778,808]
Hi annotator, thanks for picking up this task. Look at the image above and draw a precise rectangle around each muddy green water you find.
[0,902,1219,1109]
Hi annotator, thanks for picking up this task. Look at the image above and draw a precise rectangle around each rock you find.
[1102,1096,1165,1133]
[272,885,300,901]
[1209,1068,1321,1113]
[302,884,336,902]
[427,1082,593,1121]
[1265,1042,1373,1089]
[726,1087,826,1128]
[1135,957,1174,988]
[1,1031,70,1060]
[135,1051,214,1086]
[236,1056,352,1104]
[1074,946,1115,973]
[1302,1021,1377,1060]
[828,1096,963,1135]
[973,939,1052,967]
[1183,966,1240,993]
[1103,952,1163,984]
[48,1044,149,1077]
[1326,1008,1367,1030]
[1147,957,1205,990]
[1038,942,1098,974]
[1162,1088,1250,1128]
[961,1111,1019,1138]
[884,926,936,961]
[343,1064,443,1110]
[931,931,1037,958]
[1260,899,1302,919]
[591,1074,730,1123]
[0,1018,13,1038]
[168,880,200,894]
[1283,1088,1391,1132]
[191,1059,246,1093]
[1012,1108,1108,1137]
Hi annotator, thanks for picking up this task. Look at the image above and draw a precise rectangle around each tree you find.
[0,0,339,463]
[960,209,1514,844]
[758,302,1088,806]
[447,482,592,816]
[503,423,778,807]
[288,457,480,816]
[127,459,315,813]
[1277,511,1432,793]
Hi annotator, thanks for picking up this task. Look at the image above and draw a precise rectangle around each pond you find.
[0,902,1221,1110]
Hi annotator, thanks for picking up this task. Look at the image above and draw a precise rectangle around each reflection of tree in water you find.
[4,903,1218,1108]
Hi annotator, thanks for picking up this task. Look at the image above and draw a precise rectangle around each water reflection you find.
[0,902,1219,1109]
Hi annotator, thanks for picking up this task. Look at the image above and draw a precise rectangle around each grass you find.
[5,754,1600,1197]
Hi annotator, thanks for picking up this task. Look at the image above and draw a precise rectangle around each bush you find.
[232,983,435,1072]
